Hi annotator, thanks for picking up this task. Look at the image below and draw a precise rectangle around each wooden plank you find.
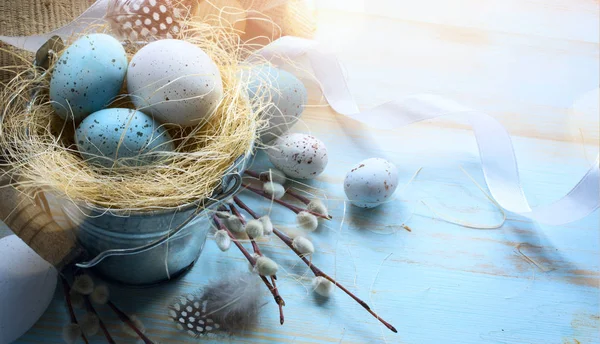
[9,1,600,343]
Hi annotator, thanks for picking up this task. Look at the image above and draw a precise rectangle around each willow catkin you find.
[72,275,94,295]
[307,199,329,218]
[258,215,273,235]
[90,285,110,305]
[255,256,278,276]
[292,236,314,255]
[262,181,285,199]
[214,229,231,251]
[225,214,245,233]
[245,219,264,238]
[296,211,318,231]
[312,276,333,297]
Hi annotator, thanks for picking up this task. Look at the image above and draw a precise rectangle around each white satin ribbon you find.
[256,36,599,226]
[1,4,597,226]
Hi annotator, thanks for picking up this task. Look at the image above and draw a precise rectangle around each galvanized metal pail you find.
[19,48,251,285]
[62,155,247,286]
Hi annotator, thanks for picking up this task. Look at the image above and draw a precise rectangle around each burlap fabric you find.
[0,0,95,83]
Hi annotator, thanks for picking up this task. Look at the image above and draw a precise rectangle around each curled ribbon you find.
[256,36,599,226]
[1,2,597,226]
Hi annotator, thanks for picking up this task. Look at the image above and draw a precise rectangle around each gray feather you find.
[168,272,262,337]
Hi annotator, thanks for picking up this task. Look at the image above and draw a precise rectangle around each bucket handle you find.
[75,173,243,269]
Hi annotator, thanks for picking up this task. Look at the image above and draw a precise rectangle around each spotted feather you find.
[167,273,262,337]
[105,0,194,41]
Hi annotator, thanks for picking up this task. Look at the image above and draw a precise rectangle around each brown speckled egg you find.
[344,158,399,208]
[266,133,328,179]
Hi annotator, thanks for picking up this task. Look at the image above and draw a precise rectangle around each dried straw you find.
[0,21,270,211]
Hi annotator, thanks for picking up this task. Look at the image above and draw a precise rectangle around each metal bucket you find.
[19,47,252,285]
[62,153,248,286]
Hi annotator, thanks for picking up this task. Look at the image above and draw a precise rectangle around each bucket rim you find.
[74,172,244,269]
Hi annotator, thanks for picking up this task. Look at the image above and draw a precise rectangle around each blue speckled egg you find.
[75,108,174,168]
[50,34,127,122]
[243,65,307,144]
[344,158,399,208]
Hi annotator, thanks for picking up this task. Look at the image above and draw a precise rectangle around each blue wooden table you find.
[4,0,600,343]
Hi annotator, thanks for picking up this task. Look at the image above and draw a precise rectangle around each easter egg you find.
[127,39,223,127]
[75,108,174,168]
[50,34,127,121]
[0,235,58,343]
[267,133,328,179]
[243,65,307,143]
[344,158,399,208]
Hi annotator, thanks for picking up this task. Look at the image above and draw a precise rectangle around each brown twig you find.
[214,211,256,264]
[107,301,154,344]
[285,190,312,205]
[245,170,311,204]
[271,276,285,325]
[233,196,397,333]
[225,203,283,287]
[83,297,116,344]
[243,169,266,181]
[70,268,115,344]
[60,275,89,344]
[243,183,332,220]
[212,214,285,321]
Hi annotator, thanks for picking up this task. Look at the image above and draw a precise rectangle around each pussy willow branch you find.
[60,275,90,344]
[223,205,261,256]
[285,190,312,205]
[270,276,284,325]
[223,204,285,324]
[83,297,115,344]
[212,214,285,323]
[242,184,332,220]
[71,268,143,343]
[244,170,311,204]
[106,301,154,344]
[233,196,397,333]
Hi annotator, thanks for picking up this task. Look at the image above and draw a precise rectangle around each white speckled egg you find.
[50,34,127,121]
[0,235,57,344]
[267,133,328,179]
[75,108,174,168]
[127,39,223,127]
[344,158,399,208]
[242,65,307,143]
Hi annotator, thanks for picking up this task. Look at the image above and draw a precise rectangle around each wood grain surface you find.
[2,0,599,343]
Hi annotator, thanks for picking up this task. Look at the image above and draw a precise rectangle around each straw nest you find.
[0,22,270,211]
